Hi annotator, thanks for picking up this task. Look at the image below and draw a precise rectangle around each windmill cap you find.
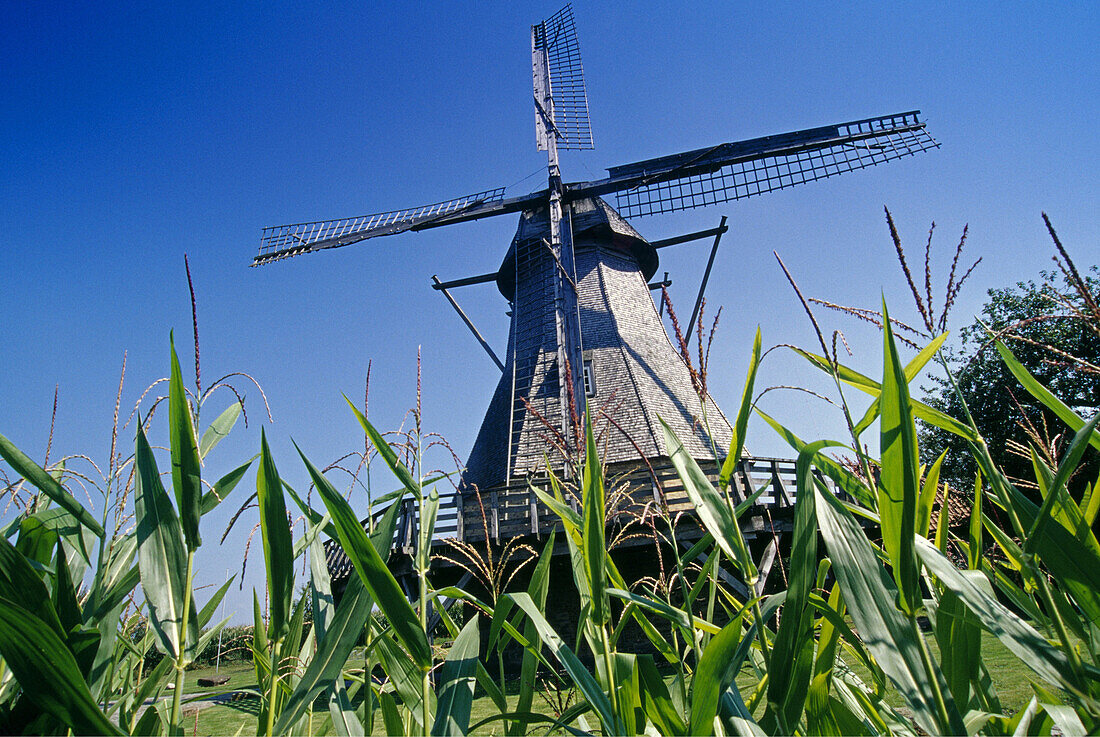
[496,196,658,299]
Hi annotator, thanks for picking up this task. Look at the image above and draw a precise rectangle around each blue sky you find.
[1,2,1096,620]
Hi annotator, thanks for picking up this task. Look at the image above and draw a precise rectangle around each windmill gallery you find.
[252,5,938,638]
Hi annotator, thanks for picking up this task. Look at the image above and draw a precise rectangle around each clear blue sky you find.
[1,2,1096,621]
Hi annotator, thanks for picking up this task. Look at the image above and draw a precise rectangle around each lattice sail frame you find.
[532,4,594,151]
[610,111,938,218]
[254,188,507,265]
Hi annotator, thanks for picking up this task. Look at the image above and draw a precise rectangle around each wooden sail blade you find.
[253,187,543,266]
[568,111,938,217]
[532,4,593,151]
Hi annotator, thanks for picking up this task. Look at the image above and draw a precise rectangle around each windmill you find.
[256,6,938,548]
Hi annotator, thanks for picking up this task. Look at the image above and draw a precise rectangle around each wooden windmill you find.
[255,6,938,548]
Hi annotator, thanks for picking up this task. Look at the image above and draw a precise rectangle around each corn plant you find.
[0,334,250,735]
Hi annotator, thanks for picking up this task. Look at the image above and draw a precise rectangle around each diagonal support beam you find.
[432,276,505,372]
[687,215,727,341]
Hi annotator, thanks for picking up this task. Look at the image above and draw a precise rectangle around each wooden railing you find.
[327,456,839,577]
[451,456,834,545]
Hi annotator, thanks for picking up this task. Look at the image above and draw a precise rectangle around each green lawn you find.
[177,632,1042,736]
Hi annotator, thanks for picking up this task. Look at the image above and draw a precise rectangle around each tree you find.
[919,259,1100,495]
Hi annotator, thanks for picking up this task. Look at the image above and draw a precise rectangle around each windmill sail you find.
[569,111,938,217]
[253,187,528,266]
[532,4,593,151]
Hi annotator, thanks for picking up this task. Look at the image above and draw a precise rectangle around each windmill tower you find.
[255,6,938,549]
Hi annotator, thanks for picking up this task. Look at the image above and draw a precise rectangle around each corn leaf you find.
[275,501,400,735]
[916,537,1081,693]
[756,410,877,509]
[257,430,294,641]
[431,615,481,736]
[720,327,762,490]
[690,613,748,734]
[581,417,609,627]
[1024,411,1100,554]
[299,443,432,670]
[0,535,65,639]
[274,574,373,734]
[134,423,195,660]
[0,597,122,736]
[0,431,104,538]
[877,302,923,615]
[918,452,946,539]
[995,340,1100,451]
[662,418,756,580]
[198,401,241,459]
[200,456,254,516]
[815,482,964,736]
[169,335,203,550]
[509,591,620,734]
[510,531,556,737]
[379,690,405,737]
[345,396,422,498]
[377,632,433,728]
[767,440,837,732]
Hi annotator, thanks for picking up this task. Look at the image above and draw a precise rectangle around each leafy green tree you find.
[920,265,1100,494]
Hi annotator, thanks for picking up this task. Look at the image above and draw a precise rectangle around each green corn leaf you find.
[933,585,980,711]
[767,440,837,732]
[378,690,405,737]
[345,396,422,498]
[134,423,195,661]
[791,345,978,443]
[0,535,65,639]
[995,340,1100,451]
[377,632,433,728]
[274,578,374,734]
[720,327,762,490]
[581,416,609,627]
[197,574,235,628]
[661,417,756,580]
[807,331,950,442]
[510,530,556,737]
[509,591,621,734]
[636,654,687,735]
[52,538,83,634]
[918,451,946,539]
[257,429,294,641]
[298,443,431,670]
[968,472,983,569]
[276,522,389,736]
[416,488,440,573]
[16,513,59,568]
[475,660,509,714]
[198,401,241,459]
[690,613,748,735]
[306,521,360,737]
[978,451,1100,629]
[1024,411,1100,555]
[169,334,203,550]
[916,537,1081,693]
[815,482,965,736]
[200,456,254,516]
[755,410,877,509]
[0,597,122,736]
[607,588,721,635]
[252,589,269,685]
[1083,475,1100,527]
[0,431,104,538]
[431,615,480,736]
[878,301,922,616]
